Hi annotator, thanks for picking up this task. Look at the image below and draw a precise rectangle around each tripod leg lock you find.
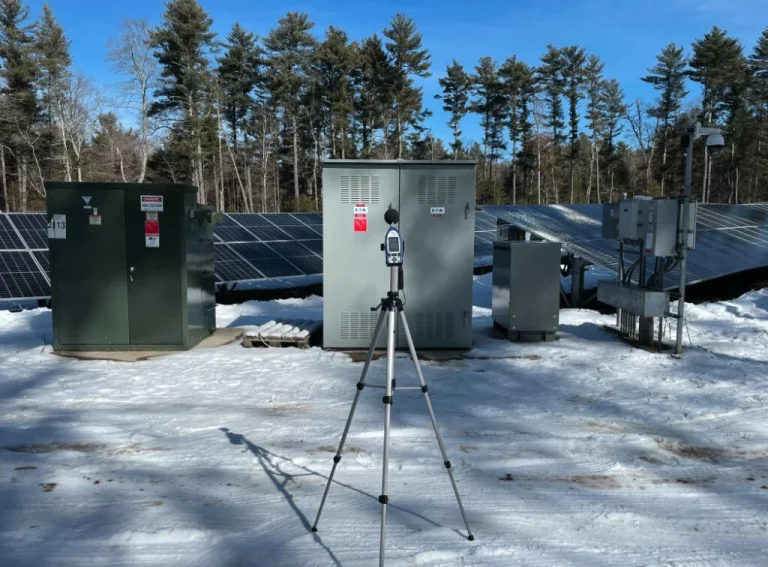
[382,396,393,405]
[421,385,428,393]
[378,495,389,504]
[333,455,341,464]
[356,382,365,391]
[444,460,452,469]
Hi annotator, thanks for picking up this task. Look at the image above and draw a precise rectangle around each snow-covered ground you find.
[1,275,768,566]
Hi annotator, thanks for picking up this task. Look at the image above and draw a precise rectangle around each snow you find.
[2,274,768,566]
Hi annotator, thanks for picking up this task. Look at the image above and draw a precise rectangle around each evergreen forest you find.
[1,0,767,211]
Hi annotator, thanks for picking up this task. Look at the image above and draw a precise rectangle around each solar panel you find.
[213,244,263,283]
[229,242,281,261]
[0,250,50,299]
[232,214,279,227]
[273,224,320,240]
[482,203,768,291]
[0,215,25,250]
[34,251,50,275]
[264,213,305,226]
[289,255,323,274]
[244,225,291,241]
[299,240,322,255]
[10,213,49,249]
[214,225,258,243]
[252,258,302,278]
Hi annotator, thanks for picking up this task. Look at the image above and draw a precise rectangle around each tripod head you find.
[382,208,403,267]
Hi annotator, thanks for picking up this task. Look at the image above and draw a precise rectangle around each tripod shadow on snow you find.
[219,427,461,557]
[219,427,341,567]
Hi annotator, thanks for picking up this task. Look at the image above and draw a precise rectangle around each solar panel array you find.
[0,210,495,300]
[212,213,324,283]
[483,203,768,290]
[0,214,52,300]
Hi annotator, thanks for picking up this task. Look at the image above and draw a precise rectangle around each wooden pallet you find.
[242,319,322,349]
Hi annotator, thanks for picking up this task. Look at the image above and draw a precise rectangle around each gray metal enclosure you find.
[323,160,476,349]
[492,241,560,341]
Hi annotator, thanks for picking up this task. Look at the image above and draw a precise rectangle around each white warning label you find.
[140,195,164,212]
[430,207,446,216]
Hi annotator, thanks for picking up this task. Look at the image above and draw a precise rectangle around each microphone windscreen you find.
[384,208,400,224]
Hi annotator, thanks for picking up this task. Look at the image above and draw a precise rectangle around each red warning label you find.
[353,203,368,232]
[145,219,160,248]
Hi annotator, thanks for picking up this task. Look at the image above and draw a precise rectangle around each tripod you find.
[312,260,474,566]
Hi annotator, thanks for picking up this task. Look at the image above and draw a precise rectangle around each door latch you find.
[129,266,135,283]
[465,203,470,220]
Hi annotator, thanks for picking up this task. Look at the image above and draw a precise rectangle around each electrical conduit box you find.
[46,182,216,352]
[322,160,476,350]
[492,240,560,342]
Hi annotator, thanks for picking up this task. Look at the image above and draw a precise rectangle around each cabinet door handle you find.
[465,203,470,220]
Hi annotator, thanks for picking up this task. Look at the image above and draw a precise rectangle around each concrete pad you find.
[56,328,244,362]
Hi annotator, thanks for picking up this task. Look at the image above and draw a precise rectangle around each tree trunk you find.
[701,146,709,203]
[586,141,594,204]
[341,125,346,160]
[396,112,403,159]
[660,127,668,196]
[19,157,28,212]
[512,139,517,205]
[596,150,601,204]
[274,157,280,212]
[216,106,225,212]
[139,89,149,183]
[291,114,299,203]
[610,169,614,202]
[0,146,7,212]
[196,137,206,205]
[55,100,73,182]
[569,164,575,204]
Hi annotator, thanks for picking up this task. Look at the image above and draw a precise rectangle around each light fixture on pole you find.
[676,122,724,356]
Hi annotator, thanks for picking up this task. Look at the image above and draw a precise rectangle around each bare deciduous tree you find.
[107,19,158,183]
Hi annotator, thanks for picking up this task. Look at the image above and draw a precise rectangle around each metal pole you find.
[379,266,399,566]
[616,241,624,327]
[676,125,695,356]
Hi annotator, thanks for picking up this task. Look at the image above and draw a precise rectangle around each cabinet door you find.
[50,187,130,347]
[397,165,476,349]
[322,163,400,349]
[124,190,183,346]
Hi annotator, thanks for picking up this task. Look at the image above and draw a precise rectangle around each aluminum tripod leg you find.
[398,310,475,541]
[379,303,397,567]
[312,308,387,532]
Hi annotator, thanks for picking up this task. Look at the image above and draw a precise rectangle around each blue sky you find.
[25,0,768,144]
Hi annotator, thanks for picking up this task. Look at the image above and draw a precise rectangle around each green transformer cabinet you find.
[46,182,216,351]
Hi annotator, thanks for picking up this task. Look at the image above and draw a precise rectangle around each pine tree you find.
[34,3,71,181]
[642,43,687,194]
[354,34,394,158]
[435,60,471,159]
[264,12,316,202]
[561,45,586,202]
[150,0,217,203]
[316,26,357,159]
[382,13,430,159]
[690,26,745,201]
[217,23,261,150]
[584,55,604,203]
[537,45,565,203]
[515,63,537,202]
[0,0,38,210]
[499,56,528,203]
[471,57,506,199]
[599,79,626,201]
[748,28,768,201]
